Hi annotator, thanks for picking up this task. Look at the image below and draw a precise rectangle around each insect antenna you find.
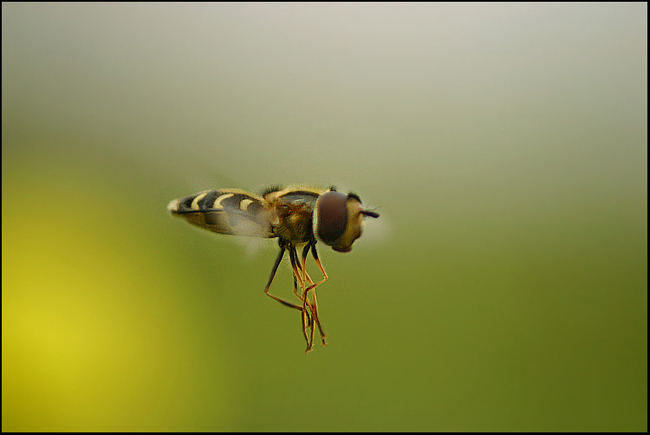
[362,209,380,218]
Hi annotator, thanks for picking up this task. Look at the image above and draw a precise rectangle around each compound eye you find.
[314,191,348,247]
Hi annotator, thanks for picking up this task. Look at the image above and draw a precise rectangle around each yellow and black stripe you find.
[168,189,273,238]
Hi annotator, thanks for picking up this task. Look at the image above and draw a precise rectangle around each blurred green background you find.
[2,3,646,432]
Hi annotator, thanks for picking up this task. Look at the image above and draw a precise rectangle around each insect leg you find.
[292,273,312,349]
[300,243,312,291]
[290,245,314,298]
[305,243,329,346]
[289,245,314,352]
[309,243,329,288]
[299,243,328,346]
[264,244,303,311]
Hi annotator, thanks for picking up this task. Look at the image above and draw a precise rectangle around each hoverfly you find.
[167,185,379,353]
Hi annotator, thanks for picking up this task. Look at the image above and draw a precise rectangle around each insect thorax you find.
[269,197,317,245]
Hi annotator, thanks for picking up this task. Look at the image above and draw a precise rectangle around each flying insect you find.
[167,185,379,353]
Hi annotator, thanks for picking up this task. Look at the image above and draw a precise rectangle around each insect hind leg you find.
[263,244,303,311]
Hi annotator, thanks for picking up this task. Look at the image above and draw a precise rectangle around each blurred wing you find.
[168,189,274,238]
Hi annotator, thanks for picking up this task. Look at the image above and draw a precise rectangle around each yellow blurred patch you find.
[2,177,234,431]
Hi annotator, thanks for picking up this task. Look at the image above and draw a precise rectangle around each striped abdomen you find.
[167,189,274,238]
